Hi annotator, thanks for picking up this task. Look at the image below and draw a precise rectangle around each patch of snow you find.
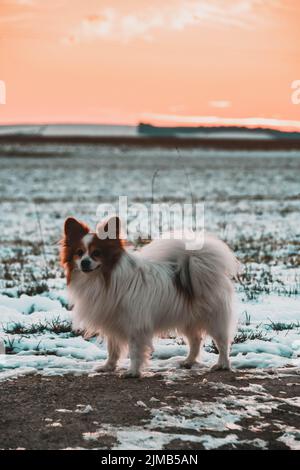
[232,340,294,358]
[240,295,300,323]
[0,294,63,315]
[0,366,37,381]
[277,428,300,450]
[151,400,243,432]
[110,426,239,450]
[150,397,160,403]
[75,404,93,414]
[136,401,147,408]
[277,396,300,409]
[88,423,268,450]
[83,430,113,442]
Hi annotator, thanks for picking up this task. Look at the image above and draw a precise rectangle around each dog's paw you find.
[210,362,232,372]
[121,370,142,379]
[179,360,195,369]
[93,363,116,373]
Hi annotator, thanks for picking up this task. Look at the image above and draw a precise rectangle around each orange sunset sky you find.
[0,0,300,129]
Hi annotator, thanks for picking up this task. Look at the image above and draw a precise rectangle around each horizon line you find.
[1,120,300,133]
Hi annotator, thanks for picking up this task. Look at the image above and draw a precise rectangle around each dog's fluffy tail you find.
[195,233,239,279]
[187,233,239,341]
[174,233,239,294]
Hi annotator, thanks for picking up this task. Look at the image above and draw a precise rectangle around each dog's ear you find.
[96,216,122,241]
[64,217,89,240]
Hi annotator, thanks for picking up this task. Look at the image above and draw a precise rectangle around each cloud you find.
[140,112,300,130]
[66,0,280,44]
[209,100,232,108]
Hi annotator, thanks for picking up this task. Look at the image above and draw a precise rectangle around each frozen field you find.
[0,144,300,449]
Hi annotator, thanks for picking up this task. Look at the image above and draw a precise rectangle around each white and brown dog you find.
[60,216,238,377]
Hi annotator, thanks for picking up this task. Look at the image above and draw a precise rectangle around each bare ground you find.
[0,368,299,450]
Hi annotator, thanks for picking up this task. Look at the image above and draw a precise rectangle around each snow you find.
[136,401,147,408]
[233,340,295,358]
[78,383,292,450]
[93,426,242,450]
[242,295,300,323]
[6,335,105,360]
[0,294,63,315]
[0,367,37,382]
[277,428,300,450]
[82,389,277,450]
[0,288,300,379]
[110,428,267,450]
[75,404,93,414]
[151,401,243,432]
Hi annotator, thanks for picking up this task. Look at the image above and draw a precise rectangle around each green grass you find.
[2,317,76,336]
[206,328,271,354]
[233,330,271,344]
[266,319,300,331]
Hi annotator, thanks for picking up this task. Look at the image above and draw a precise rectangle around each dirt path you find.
[0,368,299,450]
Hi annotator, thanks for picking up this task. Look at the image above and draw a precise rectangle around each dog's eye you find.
[76,249,84,257]
[91,250,101,258]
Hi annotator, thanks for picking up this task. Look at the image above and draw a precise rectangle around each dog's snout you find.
[81,258,91,272]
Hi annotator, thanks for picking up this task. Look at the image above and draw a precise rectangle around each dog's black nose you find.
[81,258,91,272]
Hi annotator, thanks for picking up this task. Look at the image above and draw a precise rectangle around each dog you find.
[60,216,238,377]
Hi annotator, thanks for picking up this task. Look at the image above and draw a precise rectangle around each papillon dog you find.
[60,216,238,377]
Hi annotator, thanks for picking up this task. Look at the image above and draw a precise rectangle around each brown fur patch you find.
[60,217,90,284]
[60,217,125,285]
[173,257,194,303]
[86,234,125,286]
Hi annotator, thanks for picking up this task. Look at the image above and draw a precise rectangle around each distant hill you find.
[1,123,300,151]
[138,123,300,140]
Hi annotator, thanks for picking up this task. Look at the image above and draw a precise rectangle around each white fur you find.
[82,233,93,249]
[68,233,239,377]
[74,233,101,271]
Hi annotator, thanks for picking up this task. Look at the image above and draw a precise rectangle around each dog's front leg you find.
[94,337,121,373]
[122,334,150,378]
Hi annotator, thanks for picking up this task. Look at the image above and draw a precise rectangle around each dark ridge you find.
[138,123,300,140]
[1,135,300,150]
